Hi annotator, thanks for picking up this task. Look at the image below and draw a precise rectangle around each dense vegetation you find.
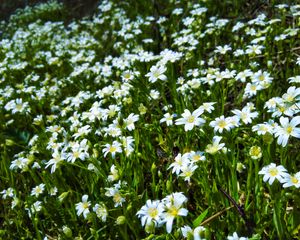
[1,1,300,239]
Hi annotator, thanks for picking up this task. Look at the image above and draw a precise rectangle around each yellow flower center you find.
[148,207,158,218]
[279,106,285,113]
[218,120,227,128]
[168,206,179,217]
[109,146,117,153]
[15,104,23,111]
[291,176,299,184]
[286,126,293,134]
[187,116,195,123]
[269,168,278,177]
[73,151,80,158]
[82,202,89,209]
[258,75,265,81]
[124,73,131,79]
[113,193,122,203]
[259,125,268,132]
[153,71,161,78]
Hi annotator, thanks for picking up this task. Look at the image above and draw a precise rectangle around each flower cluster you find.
[259,163,300,188]
[1,0,300,239]
[136,192,188,233]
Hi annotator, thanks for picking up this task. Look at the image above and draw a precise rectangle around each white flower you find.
[175,109,205,131]
[215,45,232,54]
[205,136,225,154]
[108,164,119,182]
[209,115,231,133]
[232,106,258,124]
[160,113,174,126]
[120,136,135,156]
[179,163,198,182]
[259,163,288,185]
[199,102,216,113]
[31,183,45,197]
[124,113,139,131]
[227,232,248,240]
[162,193,188,233]
[274,116,300,147]
[252,123,274,135]
[145,65,167,83]
[181,225,206,240]
[105,182,125,207]
[168,153,190,175]
[93,203,108,222]
[136,200,165,227]
[67,139,89,163]
[102,141,122,158]
[1,188,15,199]
[189,151,206,163]
[72,125,91,139]
[243,82,262,98]
[288,75,300,83]
[282,172,300,188]
[75,195,90,219]
[246,44,264,55]
[45,150,66,173]
[31,201,42,213]
[282,86,300,103]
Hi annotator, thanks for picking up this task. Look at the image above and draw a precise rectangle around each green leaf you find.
[273,203,285,239]
[193,208,209,228]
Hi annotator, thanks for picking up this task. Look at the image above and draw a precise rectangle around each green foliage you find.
[0,0,300,239]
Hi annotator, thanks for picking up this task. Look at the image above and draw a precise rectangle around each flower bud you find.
[116,216,126,225]
[236,162,246,173]
[62,226,72,238]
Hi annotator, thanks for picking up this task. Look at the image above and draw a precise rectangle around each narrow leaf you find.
[193,208,209,228]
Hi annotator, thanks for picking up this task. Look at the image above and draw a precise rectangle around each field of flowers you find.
[1,0,300,239]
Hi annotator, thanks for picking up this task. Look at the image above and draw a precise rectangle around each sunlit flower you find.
[205,136,225,154]
[227,232,248,240]
[168,153,190,175]
[102,141,122,158]
[160,113,174,126]
[181,225,206,240]
[232,106,258,124]
[209,115,231,133]
[67,139,89,163]
[105,182,125,207]
[145,65,167,83]
[175,109,205,131]
[189,151,206,163]
[93,203,108,222]
[45,150,66,173]
[274,116,300,147]
[31,183,45,197]
[199,102,216,113]
[136,200,165,227]
[179,163,198,182]
[162,193,188,233]
[252,123,274,135]
[249,146,262,159]
[259,163,288,185]
[72,125,91,139]
[120,136,135,156]
[108,164,119,182]
[75,195,91,219]
[282,172,300,188]
[124,113,139,131]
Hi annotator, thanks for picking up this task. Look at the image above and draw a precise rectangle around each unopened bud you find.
[116,216,126,225]
[62,226,72,238]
